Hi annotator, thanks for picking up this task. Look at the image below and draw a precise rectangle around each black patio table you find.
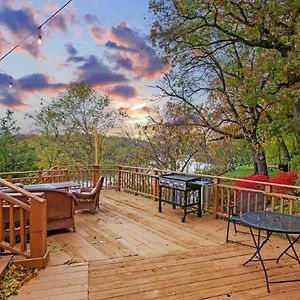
[0,181,80,192]
[241,211,300,292]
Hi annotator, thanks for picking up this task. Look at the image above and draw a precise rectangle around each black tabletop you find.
[241,211,300,234]
[1,181,80,193]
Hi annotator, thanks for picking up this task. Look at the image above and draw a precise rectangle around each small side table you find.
[241,211,300,292]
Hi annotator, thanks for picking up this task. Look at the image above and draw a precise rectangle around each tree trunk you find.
[265,113,291,161]
[254,145,268,176]
[293,102,300,145]
[250,140,268,176]
[252,152,258,175]
[278,136,291,161]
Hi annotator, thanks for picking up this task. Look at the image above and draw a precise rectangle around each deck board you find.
[12,190,300,299]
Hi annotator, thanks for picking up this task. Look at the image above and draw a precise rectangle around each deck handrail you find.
[1,165,299,218]
[115,166,300,217]
[0,178,49,268]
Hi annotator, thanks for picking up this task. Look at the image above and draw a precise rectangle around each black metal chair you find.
[226,190,265,245]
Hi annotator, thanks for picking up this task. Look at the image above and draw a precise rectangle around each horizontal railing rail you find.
[1,165,299,218]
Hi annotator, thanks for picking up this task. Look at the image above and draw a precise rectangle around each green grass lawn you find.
[224,165,279,178]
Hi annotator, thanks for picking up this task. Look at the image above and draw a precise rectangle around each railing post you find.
[7,173,13,183]
[264,184,272,210]
[64,169,69,182]
[134,168,138,196]
[92,165,100,187]
[153,170,159,201]
[30,197,47,260]
[117,166,122,191]
[213,177,220,219]
[37,170,43,183]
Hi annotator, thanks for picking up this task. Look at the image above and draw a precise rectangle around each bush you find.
[236,173,269,190]
[268,170,298,193]
[236,171,298,194]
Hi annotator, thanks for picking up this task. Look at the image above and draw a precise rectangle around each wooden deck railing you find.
[115,165,300,217]
[1,165,299,218]
[0,179,49,268]
[0,166,117,189]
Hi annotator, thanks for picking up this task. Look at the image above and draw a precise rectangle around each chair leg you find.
[226,219,231,243]
[233,221,237,233]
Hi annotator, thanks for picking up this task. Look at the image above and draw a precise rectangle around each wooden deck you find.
[12,190,300,299]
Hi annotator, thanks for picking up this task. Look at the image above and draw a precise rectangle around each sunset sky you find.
[0,0,167,132]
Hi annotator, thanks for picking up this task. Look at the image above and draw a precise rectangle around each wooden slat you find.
[14,190,300,299]
[19,208,26,252]
[9,203,15,246]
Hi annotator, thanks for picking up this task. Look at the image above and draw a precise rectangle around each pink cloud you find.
[89,25,108,43]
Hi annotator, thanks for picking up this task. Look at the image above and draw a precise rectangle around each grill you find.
[158,173,211,191]
[158,173,213,222]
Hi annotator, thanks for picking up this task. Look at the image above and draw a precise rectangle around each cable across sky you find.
[0,0,74,63]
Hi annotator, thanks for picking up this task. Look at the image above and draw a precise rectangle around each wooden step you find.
[0,255,13,277]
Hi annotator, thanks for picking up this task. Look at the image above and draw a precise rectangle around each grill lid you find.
[159,173,200,182]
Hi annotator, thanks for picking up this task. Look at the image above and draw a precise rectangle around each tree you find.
[137,102,206,171]
[150,0,299,138]
[29,83,127,167]
[0,109,37,172]
[150,0,298,174]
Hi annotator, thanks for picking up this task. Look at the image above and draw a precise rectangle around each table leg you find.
[244,228,273,293]
[276,234,300,264]
[244,229,272,265]
[158,186,162,212]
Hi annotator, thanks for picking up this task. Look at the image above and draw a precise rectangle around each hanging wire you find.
[31,91,51,106]
[0,0,74,62]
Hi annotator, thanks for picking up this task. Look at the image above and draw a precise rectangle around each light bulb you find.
[37,34,42,45]
[9,76,13,88]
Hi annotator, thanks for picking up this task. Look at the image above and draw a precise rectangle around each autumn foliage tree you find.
[149,0,299,174]
[29,83,127,167]
[137,102,206,171]
[0,110,37,172]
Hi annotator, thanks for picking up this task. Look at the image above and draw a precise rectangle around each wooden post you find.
[153,170,159,201]
[37,171,42,183]
[117,166,122,191]
[29,197,47,260]
[212,177,220,219]
[92,165,100,187]
[264,184,271,210]
[134,168,138,196]
[63,169,69,182]
[7,174,13,183]
[94,131,99,166]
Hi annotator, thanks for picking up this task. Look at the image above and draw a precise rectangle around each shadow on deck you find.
[12,190,300,300]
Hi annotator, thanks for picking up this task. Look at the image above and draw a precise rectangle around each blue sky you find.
[0,0,166,132]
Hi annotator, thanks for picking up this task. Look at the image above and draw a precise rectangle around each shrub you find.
[268,170,298,193]
[236,171,298,194]
[236,174,268,190]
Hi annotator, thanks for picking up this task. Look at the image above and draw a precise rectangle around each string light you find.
[0,0,73,63]
[0,69,14,88]
[37,27,42,45]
